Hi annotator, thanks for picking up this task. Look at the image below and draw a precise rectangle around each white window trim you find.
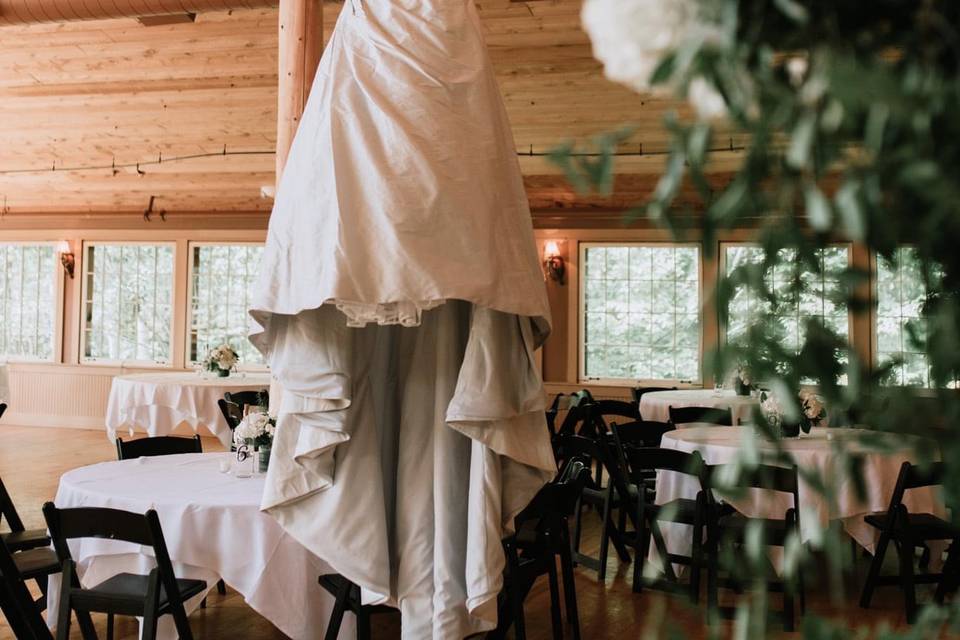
[577,241,703,387]
[79,240,177,368]
[185,241,267,371]
[718,242,854,349]
[0,241,64,363]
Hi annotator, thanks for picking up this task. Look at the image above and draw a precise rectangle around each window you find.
[188,243,264,366]
[82,243,174,364]
[0,243,57,361]
[724,245,850,351]
[876,247,936,386]
[580,243,700,383]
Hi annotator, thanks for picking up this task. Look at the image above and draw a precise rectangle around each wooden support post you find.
[272,0,323,413]
[276,0,324,180]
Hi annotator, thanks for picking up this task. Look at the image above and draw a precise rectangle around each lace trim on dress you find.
[332,299,446,328]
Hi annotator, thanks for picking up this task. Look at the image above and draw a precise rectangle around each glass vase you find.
[235,444,254,478]
[257,443,271,474]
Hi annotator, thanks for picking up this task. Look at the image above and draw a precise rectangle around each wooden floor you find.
[0,425,940,639]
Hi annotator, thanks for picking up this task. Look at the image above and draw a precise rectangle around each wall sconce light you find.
[543,240,565,285]
[57,241,75,279]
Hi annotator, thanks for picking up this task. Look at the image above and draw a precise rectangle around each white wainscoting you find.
[1,363,174,430]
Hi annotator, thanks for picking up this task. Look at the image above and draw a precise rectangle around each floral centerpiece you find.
[760,389,826,438]
[798,389,827,431]
[202,344,238,377]
[234,410,276,473]
[733,363,753,397]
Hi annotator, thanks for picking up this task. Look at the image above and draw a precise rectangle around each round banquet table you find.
[639,389,758,425]
[105,372,272,447]
[49,453,349,640]
[655,426,945,570]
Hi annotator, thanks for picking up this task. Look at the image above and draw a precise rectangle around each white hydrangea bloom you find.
[581,0,726,119]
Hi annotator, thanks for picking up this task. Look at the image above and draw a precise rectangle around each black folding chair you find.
[217,390,268,433]
[43,503,207,640]
[115,435,226,598]
[556,434,633,581]
[707,464,804,632]
[668,405,733,427]
[318,574,396,640]
[116,435,203,460]
[859,461,960,623]
[622,447,714,600]
[490,457,591,640]
[0,536,57,639]
[0,476,51,552]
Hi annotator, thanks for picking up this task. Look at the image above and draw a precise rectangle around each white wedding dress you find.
[249,0,554,637]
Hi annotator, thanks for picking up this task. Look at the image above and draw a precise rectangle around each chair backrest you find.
[514,457,592,532]
[555,391,595,437]
[219,390,268,431]
[115,435,202,460]
[593,399,641,422]
[545,393,565,437]
[42,503,185,607]
[0,476,26,534]
[631,386,677,405]
[611,421,674,450]
[668,405,733,426]
[622,447,706,485]
[711,463,800,521]
[880,461,944,528]
[0,538,53,639]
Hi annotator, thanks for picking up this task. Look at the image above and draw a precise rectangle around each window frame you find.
[577,240,704,387]
[718,242,854,352]
[79,240,177,367]
[0,241,64,363]
[185,241,267,371]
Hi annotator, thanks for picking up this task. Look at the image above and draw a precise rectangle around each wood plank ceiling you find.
[0,0,743,217]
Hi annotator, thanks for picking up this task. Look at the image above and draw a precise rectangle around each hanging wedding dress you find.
[248,0,555,638]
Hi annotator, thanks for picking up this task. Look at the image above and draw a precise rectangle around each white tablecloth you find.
[0,363,9,405]
[105,372,271,447]
[639,389,758,425]
[656,426,945,567]
[50,453,349,639]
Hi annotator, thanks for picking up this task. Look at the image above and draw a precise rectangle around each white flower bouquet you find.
[233,409,276,474]
[203,344,238,377]
[760,389,827,438]
[799,389,827,432]
[233,410,276,449]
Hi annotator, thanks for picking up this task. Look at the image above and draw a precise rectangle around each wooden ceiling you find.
[0,1,743,216]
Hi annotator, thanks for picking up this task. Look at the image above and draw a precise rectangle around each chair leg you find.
[547,557,563,640]
[633,512,647,594]
[56,563,73,640]
[598,488,613,582]
[706,524,719,621]
[571,498,584,564]
[783,587,795,632]
[859,531,891,609]
[357,609,372,640]
[106,613,114,640]
[690,516,704,604]
[899,543,917,624]
[559,525,581,640]
[935,541,960,604]
[324,580,350,640]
